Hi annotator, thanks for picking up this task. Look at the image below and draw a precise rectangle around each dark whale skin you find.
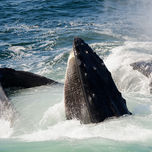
[0,68,58,89]
[64,38,131,124]
[0,68,58,124]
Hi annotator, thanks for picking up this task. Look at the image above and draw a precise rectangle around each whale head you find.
[64,38,131,124]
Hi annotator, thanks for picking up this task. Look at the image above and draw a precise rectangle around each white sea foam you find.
[8,46,29,58]
[17,115,152,142]
[0,119,13,138]
[12,89,152,143]
[39,40,55,50]
[8,46,33,61]
[9,46,25,52]
[104,41,152,94]
[5,24,39,33]
[39,102,65,127]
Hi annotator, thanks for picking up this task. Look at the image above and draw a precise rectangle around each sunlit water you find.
[0,0,152,151]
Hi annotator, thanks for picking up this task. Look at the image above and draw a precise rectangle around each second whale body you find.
[0,68,58,123]
[130,60,152,93]
[130,60,152,78]
[0,68,58,89]
[64,38,131,124]
[0,68,58,125]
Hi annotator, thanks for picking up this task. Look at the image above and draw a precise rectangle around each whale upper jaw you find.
[64,38,131,124]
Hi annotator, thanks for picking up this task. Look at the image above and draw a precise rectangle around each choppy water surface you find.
[0,0,152,151]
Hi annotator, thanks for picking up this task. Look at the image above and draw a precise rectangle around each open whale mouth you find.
[64,38,131,124]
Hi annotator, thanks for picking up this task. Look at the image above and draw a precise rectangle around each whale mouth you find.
[64,38,131,124]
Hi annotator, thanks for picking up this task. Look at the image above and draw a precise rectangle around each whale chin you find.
[64,38,131,124]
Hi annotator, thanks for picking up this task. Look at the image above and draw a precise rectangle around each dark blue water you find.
[0,0,152,151]
[1,0,151,79]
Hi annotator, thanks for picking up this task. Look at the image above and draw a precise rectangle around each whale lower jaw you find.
[64,51,92,123]
[64,38,131,124]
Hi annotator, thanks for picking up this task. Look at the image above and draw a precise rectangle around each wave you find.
[0,119,13,138]
[105,41,152,94]
[14,114,152,142]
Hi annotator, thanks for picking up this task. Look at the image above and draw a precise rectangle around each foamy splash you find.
[105,41,152,94]
[16,115,152,142]
[39,102,65,127]
[8,46,31,58]
[0,119,13,138]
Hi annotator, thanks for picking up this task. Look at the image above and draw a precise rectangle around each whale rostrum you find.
[64,38,131,124]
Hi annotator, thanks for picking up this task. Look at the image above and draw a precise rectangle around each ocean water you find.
[0,0,152,151]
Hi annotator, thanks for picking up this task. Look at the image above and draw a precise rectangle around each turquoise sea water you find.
[0,0,152,151]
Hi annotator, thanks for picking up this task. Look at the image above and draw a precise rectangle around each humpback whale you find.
[0,68,58,125]
[130,60,152,93]
[64,38,131,124]
[0,68,58,89]
[0,68,58,124]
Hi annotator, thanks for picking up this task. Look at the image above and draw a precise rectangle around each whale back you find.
[0,68,57,89]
